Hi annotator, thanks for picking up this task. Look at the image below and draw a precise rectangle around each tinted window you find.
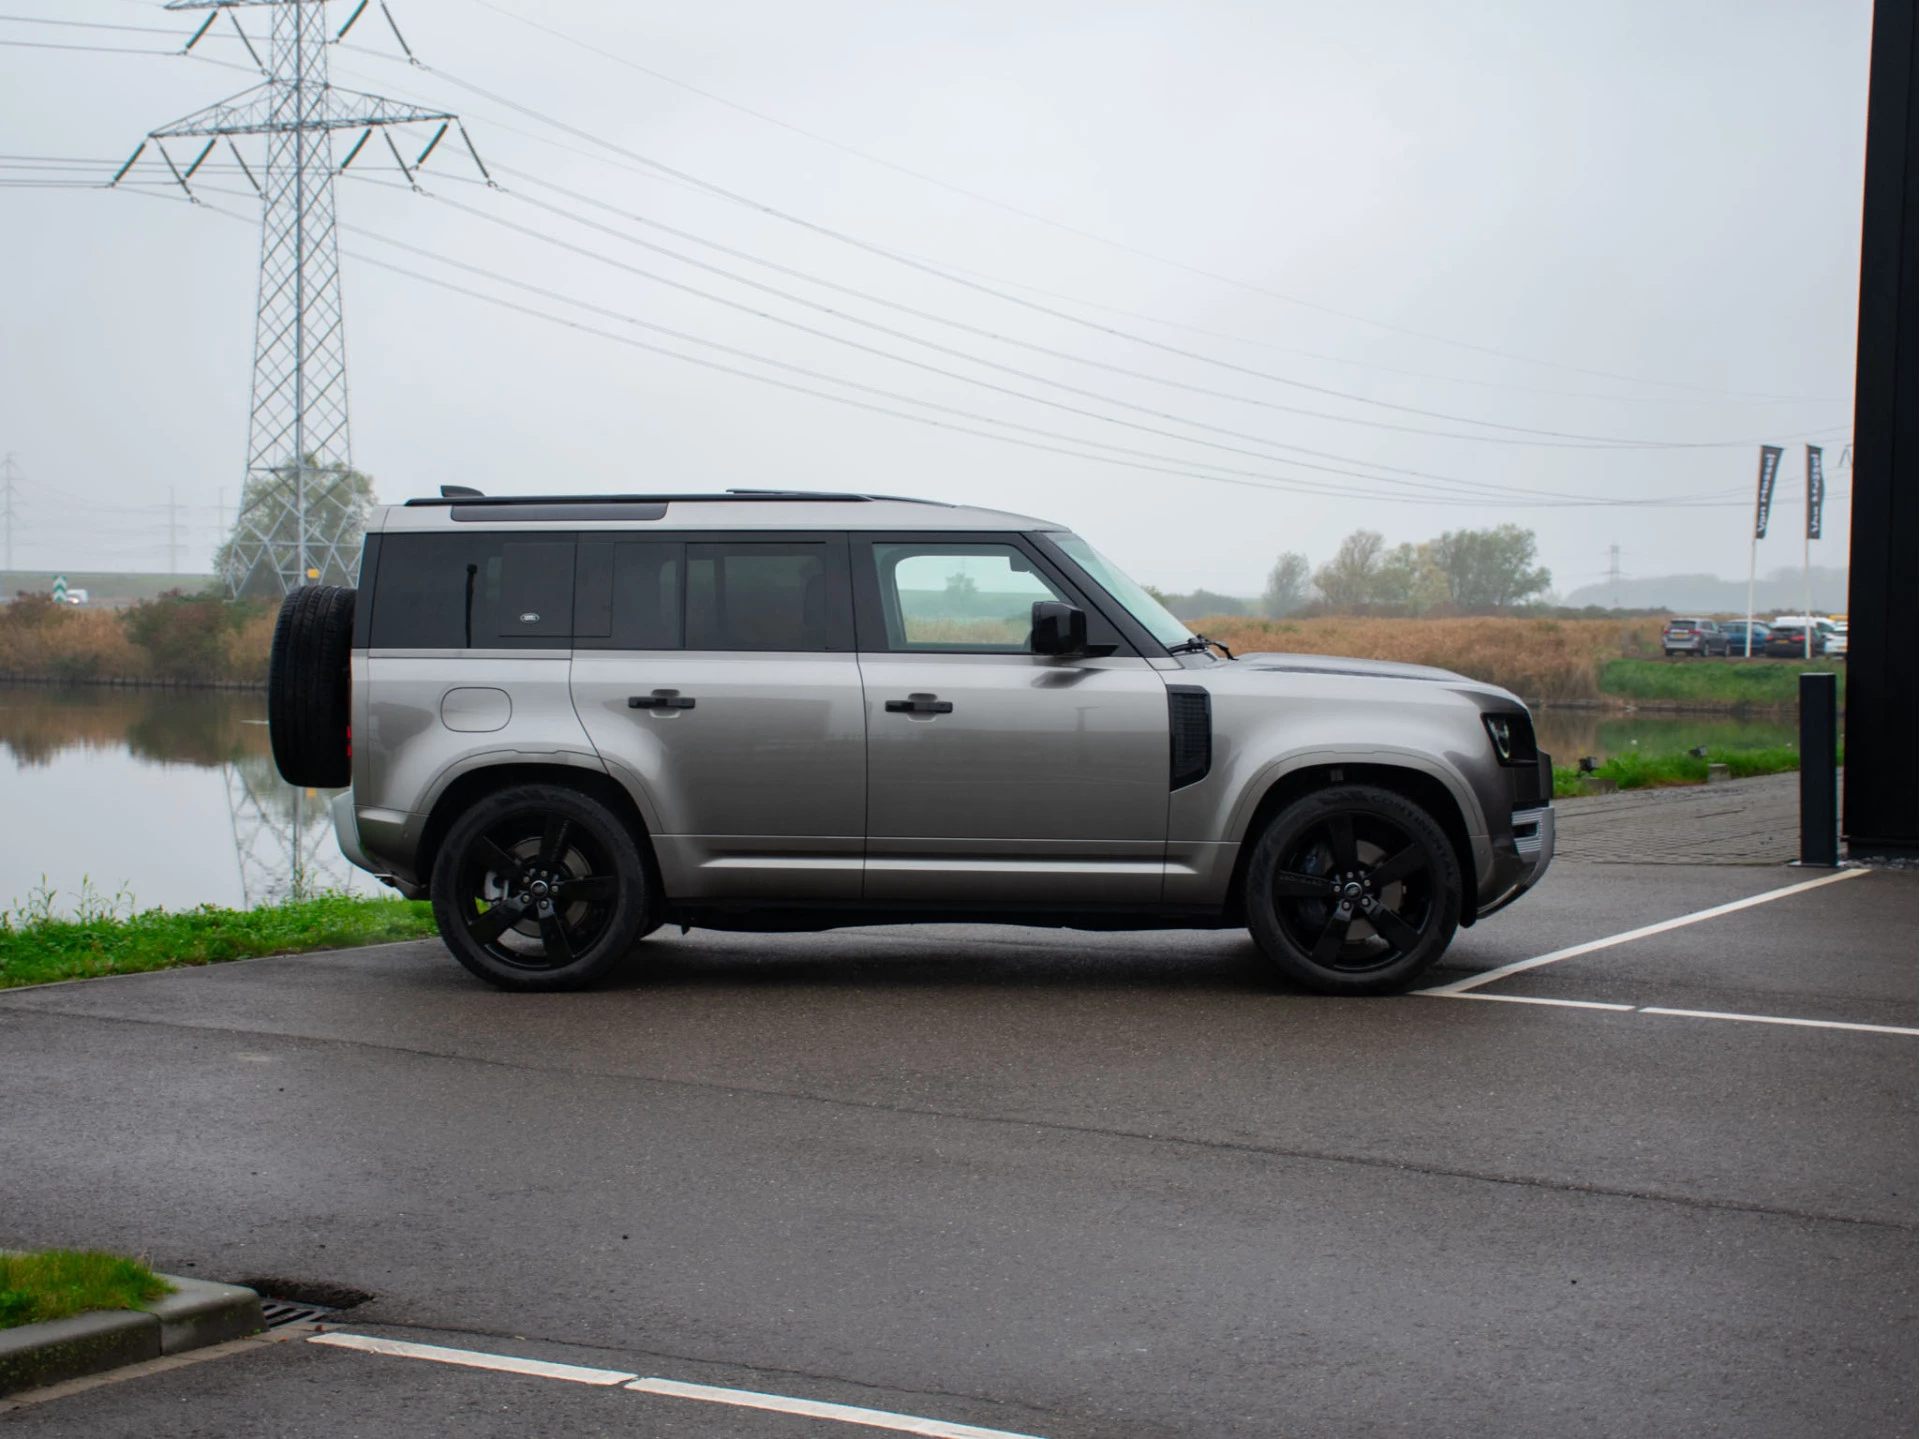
[370,533,575,648]
[871,543,1066,652]
[686,542,845,651]
[575,541,682,649]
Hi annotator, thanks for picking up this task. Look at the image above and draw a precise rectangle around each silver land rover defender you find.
[268,490,1553,994]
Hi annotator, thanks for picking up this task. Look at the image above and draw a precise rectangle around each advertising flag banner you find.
[1806,445,1825,539]
[1754,445,1783,539]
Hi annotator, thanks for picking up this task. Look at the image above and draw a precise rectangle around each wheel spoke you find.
[1364,900,1423,953]
[466,900,520,946]
[539,815,571,868]
[1271,870,1337,899]
[1325,814,1358,873]
[539,912,576,967]
[1369,843,1428,887]
[552,875,617,904]
[1310,910,1352,966]
[474,837,527,886]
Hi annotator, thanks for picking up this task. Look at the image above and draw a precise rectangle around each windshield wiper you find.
[1166,634,1234,659]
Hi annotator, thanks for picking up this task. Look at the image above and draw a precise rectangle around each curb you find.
[0,1276,264,1398]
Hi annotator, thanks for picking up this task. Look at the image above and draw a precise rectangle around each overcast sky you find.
[0,0,1875,596]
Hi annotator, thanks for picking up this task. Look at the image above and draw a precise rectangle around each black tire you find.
[430,784,652,992]
[268,585,355,787]
[1244,785,1462,995]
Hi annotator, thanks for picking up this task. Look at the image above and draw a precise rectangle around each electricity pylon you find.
[117,0,488,596]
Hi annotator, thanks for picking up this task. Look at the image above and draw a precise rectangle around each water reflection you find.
[0,684,373,913]
[1532,709,1798,764]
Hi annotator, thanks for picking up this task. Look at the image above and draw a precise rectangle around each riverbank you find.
[0,894,436,990]
[1549,743,1816,798]
[0,592,272,687]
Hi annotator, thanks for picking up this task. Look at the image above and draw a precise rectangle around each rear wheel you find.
[1244,785,1462,995]
[430,784,651,991]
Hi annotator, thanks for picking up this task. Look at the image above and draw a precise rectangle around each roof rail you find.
[402,490,877,508]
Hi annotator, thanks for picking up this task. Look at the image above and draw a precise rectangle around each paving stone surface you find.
[1554,771,1805,865]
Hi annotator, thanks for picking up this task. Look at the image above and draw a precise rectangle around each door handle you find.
[628,690,695,710]
[885,693,953,715]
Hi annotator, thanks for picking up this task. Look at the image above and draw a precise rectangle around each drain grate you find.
[260,1299,337,1328]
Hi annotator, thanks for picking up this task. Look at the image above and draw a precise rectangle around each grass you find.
[1599,657,1845,708]
[0,1250,174,1330]
[1551,743,1823,798]
[0,888,438,991]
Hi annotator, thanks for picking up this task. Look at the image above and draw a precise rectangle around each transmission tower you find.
[1607,544,1623,609]
[116,0,488,597]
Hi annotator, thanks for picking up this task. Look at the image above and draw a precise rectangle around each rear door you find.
[569,533,866,899]
[852,534,1171,904]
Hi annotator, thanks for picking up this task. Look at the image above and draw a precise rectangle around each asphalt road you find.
[0,859,1913,1438]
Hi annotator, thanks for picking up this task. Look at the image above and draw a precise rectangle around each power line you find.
[142,182,1752,513]
[483,169,1835,454]
[442,3,1837,404]
[350,57,1848,450]
[387,185,1746,505]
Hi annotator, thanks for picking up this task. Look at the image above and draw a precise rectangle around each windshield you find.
[1051,535,1194,650]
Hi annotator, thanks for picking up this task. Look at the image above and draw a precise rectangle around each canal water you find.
[0,684,1801,915]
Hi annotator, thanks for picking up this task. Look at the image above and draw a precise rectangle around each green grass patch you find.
[0,1250,173,1330]
[1552,743,1823,797]
[1599,657,1844,708]
[0,891,437,991]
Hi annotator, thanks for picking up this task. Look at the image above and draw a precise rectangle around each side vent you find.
[1168,685,1212,790]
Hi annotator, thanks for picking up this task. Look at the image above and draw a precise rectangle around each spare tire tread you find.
[268,584,356,788]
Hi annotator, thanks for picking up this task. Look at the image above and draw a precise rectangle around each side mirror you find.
[1031,600,1087,656]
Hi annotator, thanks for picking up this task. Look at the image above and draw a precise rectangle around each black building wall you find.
[1843,0,1918,858]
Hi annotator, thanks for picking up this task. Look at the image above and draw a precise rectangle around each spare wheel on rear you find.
[268,584,356,788]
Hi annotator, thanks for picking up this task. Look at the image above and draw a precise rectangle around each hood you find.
[1231,651,1467,684]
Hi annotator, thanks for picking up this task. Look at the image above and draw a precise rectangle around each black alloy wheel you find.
[430,784,651,991]
[1245,785,1462,995]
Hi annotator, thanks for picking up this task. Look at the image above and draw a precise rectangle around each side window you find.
[576,541,682,649]
[685,542,849,652]
[871,543,1066,652]
[370,533,576,648]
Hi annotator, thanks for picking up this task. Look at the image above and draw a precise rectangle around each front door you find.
[853,536,1171,904]
[570,534,866,899]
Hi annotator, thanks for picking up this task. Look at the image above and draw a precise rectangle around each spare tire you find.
[269,584,356,788]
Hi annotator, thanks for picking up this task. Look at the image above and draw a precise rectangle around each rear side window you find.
[369,533,576,648]
[686,542,849,651]
[575,541,682,649]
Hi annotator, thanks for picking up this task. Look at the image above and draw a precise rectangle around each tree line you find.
[1155,525,1553,620]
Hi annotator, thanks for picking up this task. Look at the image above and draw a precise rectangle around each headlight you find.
[1482,712,1538,766]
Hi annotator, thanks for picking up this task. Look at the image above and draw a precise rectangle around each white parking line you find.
[1421,868,1869,996]
[308,1333,1049,1439]
[308,1332,635,1384]
[1428,990,1918,1036]
[628,1376,1049,1439]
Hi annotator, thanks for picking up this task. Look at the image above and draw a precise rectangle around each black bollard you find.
[1799,672,1839,866]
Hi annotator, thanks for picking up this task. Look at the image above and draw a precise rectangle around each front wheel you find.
[1244,785,1462,995]
[430,784,652,991]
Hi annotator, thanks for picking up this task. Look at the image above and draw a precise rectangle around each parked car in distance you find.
[1663,618,1730,657]
[1825,621,1848,657]
[1718,620,1771,657]
[1764,619,1827,657]
[266,489,1556,998]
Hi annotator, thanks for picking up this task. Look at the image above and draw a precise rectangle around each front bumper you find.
[1512,805,1555,887]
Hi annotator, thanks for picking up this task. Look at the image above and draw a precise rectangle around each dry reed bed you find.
[0,595,273,686]
[1198,616,1667,704]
